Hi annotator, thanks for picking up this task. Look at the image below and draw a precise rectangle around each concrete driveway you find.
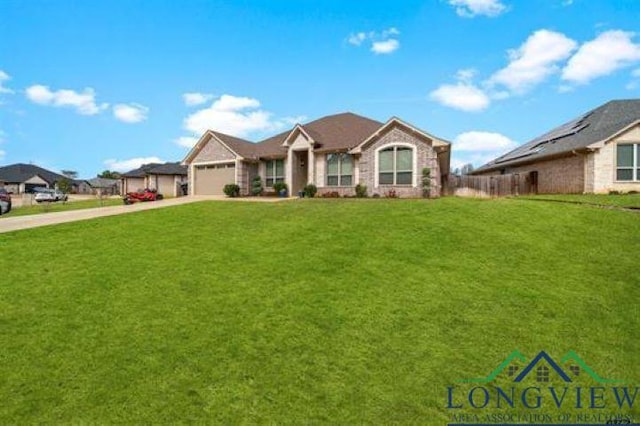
[0,195,290,234]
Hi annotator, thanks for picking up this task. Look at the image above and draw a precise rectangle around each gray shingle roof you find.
[474,99,640,173]
[0,163,68,184]
[121,162,187,177]
[87,177,119,188]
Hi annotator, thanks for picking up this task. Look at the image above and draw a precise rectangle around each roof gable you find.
[0,163,68,184]
[350,117,451,154]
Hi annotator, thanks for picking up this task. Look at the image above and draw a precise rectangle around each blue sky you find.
[1,0,639,177]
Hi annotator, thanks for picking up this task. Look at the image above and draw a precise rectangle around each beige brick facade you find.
[193,138,236,163]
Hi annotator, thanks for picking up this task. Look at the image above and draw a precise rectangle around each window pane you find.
[379,149,393,172]
[397,171,412,185]
[396,147,412,171]
[275,177,285,184]
[617,145,633,167]
[327,154,339,175]
[266,178,274,187]
[617,169,633,181]
[340,175,352,186]
[379,172,394,185]
[340,154,353,175]
[275,160,284,177]
[327,176,339,186]
[266,161,274,178]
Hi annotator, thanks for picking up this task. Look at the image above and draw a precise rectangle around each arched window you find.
[378,146,413,185]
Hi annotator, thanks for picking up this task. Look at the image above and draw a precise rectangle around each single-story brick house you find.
[121,162,188,197]
[0,163,68,194]
[473,99,640,194]
[182,112,451,197]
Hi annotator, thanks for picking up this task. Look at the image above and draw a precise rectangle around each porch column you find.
[308,149,315,185]
[286,148,293,192]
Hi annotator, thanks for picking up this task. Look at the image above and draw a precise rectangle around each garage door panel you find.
[194,163,236,195]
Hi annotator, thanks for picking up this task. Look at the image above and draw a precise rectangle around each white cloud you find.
[25,84,108,115]
[0,70,14,94]
[453,131,517,151]
[104,156,164,172]
[183,92,214,106]
[448,0,507,17]
[176,94,302,146]
[174,136,199,148]
[371,39,400,55]
[451,131,517,169]
[562,30,640,84]
[430,82,490,112]
[347,28,400,55]
[113,103,149,123]
[489,30,577,94]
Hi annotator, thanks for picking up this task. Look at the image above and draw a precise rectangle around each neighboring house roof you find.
[182,112,449,163]
[474,99,640,173]
[0,163,68,184]
[121,162,186,178]
[87,177,119,188]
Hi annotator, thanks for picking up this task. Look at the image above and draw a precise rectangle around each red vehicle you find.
[123,188,164,205]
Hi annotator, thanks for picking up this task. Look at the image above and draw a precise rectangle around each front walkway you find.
[0,195,292,234]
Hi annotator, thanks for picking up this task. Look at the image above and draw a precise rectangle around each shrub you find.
[223,183,240,197]
[355,183,367,198]
[609,190,621,195]
[303,183,317,198]
[422,167,432,198]
[273,182,288,196]
[628,190,639,195]
[251,176,263,196]
[385,189,398,198]
[321,191,340,198]
[372,193,380,198]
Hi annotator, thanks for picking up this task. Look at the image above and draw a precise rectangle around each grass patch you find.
[0,198,638,423]
[3,198,123,218]
[519,193,640,208]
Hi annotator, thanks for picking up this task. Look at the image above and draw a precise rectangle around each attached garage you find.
[194,163,236,195]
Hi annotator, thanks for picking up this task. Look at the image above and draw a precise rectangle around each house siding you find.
[592,124,640,193]
[358,126,440,197]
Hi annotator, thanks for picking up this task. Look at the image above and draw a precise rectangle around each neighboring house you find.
[182,112,451,197]
[72,180,93,194]
[473,99,640,194]
[0,163,69,194]
[87,177,120,195]
[121,162,188,197]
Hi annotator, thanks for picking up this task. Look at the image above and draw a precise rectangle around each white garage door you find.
[194,163,236,195]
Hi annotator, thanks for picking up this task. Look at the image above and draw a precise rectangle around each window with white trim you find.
[616,144,640,181]
[379,146,413,185]
[326,153,353,186]
[265,159,285,187]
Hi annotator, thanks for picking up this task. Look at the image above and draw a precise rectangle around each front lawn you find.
[3,198,123,218]
[519,193,640,208]
[0,198,638,423]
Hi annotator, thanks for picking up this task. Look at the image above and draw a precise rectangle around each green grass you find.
[519,193,640,208]
[3,198,123,217]
[0,198,638,423]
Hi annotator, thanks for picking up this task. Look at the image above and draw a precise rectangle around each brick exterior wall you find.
[476,154,586,193]
[193,138,236,163]
[591,125,640,193]
[358,127,440,197]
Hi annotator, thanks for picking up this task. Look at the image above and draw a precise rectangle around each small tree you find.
[61,170,78,179]
[422,167,432,198]
[355,183,367,198]
[98,170,121,179]
[251,176,263,196]
[57,178,72,194]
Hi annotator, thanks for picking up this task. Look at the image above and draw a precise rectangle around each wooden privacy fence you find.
[446,173,534,197]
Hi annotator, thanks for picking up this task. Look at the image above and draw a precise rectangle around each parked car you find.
[0,188,12,215]
[123,188,163,205]
[34,189,68,203]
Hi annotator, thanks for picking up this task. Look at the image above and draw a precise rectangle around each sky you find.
[1,0,640,177]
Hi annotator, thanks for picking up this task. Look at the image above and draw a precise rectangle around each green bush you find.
[422,167,432,198]
[251,176,263,196]
[273,182,288,196]
[223,183,240,197]
[303,183,317,198]
[355,183,367,198]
